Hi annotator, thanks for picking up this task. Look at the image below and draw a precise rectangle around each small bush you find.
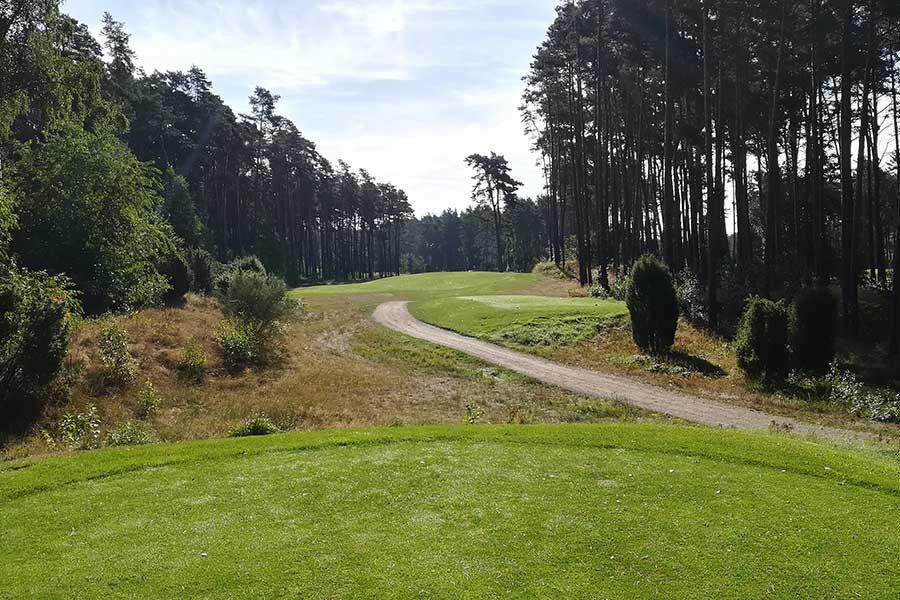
[464,401,484,425]
[825,363,900,423]
[136,379,161,418]
[213,256,267,296]
[216,319,259,372]
[100,325,136,388]
[789,286,838,374]
[56,405,102,451]
[734,296,790,382]
[217,270,302,330]
[107,421,156,447]
[588,284,610,299]
[625,255,679,354]
[229,416,280,437]
[178,340,208,381]
[611,273,631,302]
[159,248,191,305]
[187,248,218,294]
[676,269,707,324]
[0,267,80,427]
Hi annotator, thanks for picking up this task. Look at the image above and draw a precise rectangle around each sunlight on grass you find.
[295,272,543,302]
[411,295,627,346]
[4,425,900,598]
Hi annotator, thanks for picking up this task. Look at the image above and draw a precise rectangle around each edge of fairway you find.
[3,423,900,502]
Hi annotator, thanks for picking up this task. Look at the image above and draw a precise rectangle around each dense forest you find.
[1,2,415,318]
[518,0,900,348]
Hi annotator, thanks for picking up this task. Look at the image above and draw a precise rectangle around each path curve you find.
[373,301,869,442]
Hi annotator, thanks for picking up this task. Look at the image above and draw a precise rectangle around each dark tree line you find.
[522,0,900,346]
[403,197,548,274]
[98,13,414,285]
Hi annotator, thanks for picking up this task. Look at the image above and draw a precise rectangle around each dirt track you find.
[373,301,870,442]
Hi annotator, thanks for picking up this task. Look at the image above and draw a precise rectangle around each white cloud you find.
[64,0,556,216]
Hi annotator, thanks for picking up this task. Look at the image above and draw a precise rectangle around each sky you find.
[62,0,558,217]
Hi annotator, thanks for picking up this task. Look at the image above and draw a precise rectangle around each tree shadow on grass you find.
[663,350,727,379]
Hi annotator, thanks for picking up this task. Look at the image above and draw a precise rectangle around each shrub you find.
[136,379,161,418]
[159,248,191,305]
[178,340,208,381]
[107,421,156,447]
[56,405,102,451]
[734,296,790,382]
[464,402,484,425]
[100,325,136,388]
[789,286,838,374]
[0,267,80,427]
[213,256,267,296]
[588,284,610,299]
[676,269,707,325]
[187,248,218,294]
[216,319,259,372]
[611,273,631,302]
[217,270,302,330]
[625,255,679,354]
[230,416,280,437]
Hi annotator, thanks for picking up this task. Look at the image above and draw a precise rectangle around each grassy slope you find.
[411,295,627,346]
[4,424,900,598]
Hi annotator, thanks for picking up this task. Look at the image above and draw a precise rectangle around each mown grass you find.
[294,271,562,302]
[3,424,900,598]
[411,295,627,346]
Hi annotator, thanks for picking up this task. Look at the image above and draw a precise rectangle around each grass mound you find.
[3,424,900,598]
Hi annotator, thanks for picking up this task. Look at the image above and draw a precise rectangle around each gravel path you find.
[373,301,870,442]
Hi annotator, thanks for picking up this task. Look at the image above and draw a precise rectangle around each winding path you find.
[373,301,869,442]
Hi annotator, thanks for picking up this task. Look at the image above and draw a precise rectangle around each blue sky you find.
[62,0,557,216]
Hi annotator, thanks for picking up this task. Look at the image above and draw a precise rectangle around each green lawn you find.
[295,271,543,301]
[411,295,627,346]
[4,424,900,598]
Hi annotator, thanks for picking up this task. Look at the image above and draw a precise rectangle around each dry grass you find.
[2,294,657,460]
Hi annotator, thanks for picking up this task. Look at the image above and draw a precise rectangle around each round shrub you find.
[734,296,790,382]
[625,255,679,354]
[789,286,838,374]
[216,319,259,373]
[159,249,191,305]
[229,416,280,438]
[0,267,80,427]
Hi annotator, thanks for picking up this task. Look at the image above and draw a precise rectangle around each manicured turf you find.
[411,295,627,346]
[3,424,900,598]
[295,271,542,301]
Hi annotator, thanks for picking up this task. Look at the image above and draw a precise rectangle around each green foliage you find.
[734,296,790,382]
[463,402,484,425]
[676,270,707,325]
[158,248,191,306]
[0,266,80,427]
[825,363,900,423]
[216,319,259,373]
[610,273,631,302]
[0,183,16,261]
[187,248,218,294]
[55,405,102,451]
[229,416,280,438]
[213,256,267,297]
[99,325,136,388]
[178,341,208,382]
[789,287,838,374]
[625,255,679,354]
[11,125,178,314]
[107,421,156,447]
[218,270,302,330]
[162,168,206,247]
[136,380,161,419]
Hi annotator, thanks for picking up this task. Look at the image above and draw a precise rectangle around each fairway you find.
[411,294,627,346]
[3,425,900,599]
[296,272,544,301]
